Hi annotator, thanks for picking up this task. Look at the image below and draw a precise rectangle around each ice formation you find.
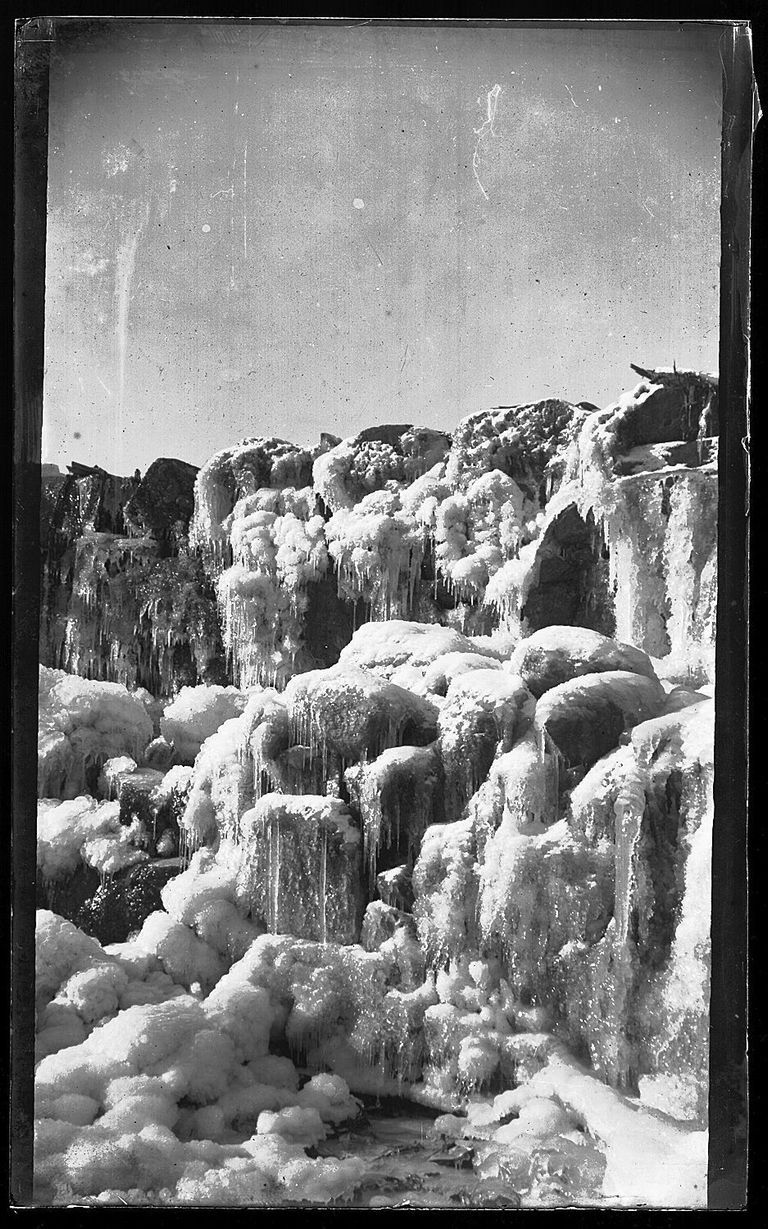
[41,460,226,698]
[33,366,718,1207]
[38,668,154,799]
[235,796,363,942]
[159,684,250,764]
[486,369,718,681]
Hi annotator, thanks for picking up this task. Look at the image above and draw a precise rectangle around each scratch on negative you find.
[564,84,579,108]
[399,344,410,374]
[242,142,248,261]
[472,84,501,201]
[366,238,383,266]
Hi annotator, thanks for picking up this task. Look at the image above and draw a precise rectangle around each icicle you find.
[270,814,280,932]
[319,824,327,944]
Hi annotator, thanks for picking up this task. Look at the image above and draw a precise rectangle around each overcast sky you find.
[42,19,724,473]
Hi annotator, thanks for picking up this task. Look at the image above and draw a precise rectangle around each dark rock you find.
[521,505,615,636]
[319,431,342,450]
[75,857,184,945]
[615,367,718,450]
[377,865,415,912]
[114,768,166,852]
[143,736,175,772]
[510,626,658,699]
[123,457,199,545]
[302,574,364,671]
[37,862,101,920]
[42,525,226,699]
[535,671,666,769]
[613,438,717,476]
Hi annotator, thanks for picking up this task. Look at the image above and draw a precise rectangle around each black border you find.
[10,12,756,1217]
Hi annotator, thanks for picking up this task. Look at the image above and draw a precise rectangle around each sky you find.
[42,19,725,474]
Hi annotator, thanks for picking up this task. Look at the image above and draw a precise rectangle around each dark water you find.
[315,1098,522,1209]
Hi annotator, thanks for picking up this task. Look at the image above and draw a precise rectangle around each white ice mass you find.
[34,367,718,1206]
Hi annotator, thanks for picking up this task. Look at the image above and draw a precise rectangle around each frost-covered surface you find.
[38,668,154,799]
[34,674,713,1205]
[37,797,148,884]
[216,488,329,689]
[35,368,717,1206]
[160,684,250,764]
[486,374,718,683]
[41,371,717,695]
[235,796,363,942]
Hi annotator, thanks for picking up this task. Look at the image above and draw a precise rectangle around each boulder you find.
[284,664,439,770]
[534,671,666,769]
[235,795,364,944]
[509,626,658,699]
[74,857,184,946]
[122,457,199,544]
[439,671,536,822]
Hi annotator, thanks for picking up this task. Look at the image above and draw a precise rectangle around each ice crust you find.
[38,669,154,799]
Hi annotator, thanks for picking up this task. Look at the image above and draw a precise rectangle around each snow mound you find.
[160,685,250,763]
[38,669,153,799]
[37,797,149,883]
[339,619,484,679]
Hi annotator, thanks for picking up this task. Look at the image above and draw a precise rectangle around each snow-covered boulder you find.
[38,668,153,799]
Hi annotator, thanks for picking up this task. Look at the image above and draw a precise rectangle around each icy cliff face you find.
[40,459,226,698]
[34,366,717,1207]
[153,621,710,1123]
[487,367,718,682]
[40,367,718,696]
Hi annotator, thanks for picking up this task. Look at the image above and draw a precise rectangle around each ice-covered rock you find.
[488,370,718,685]
[438,671,536,822]
[338,619,482,679]
[284,664,439,776]
[177,690,284,855]
[376,864,414,912]
[313,424,451,514]
[509,625,658,698]
[214,487,329,688]
[33,365,718,1206]
[345,743,442,885]
[160,685,250,764]
[360,901,418,951]
[38,669,154,799]
[37,797,149,889]
[533,670,666,769]
[235,795,363,943]
[190,437,315,566]
[563,701,714,1100]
